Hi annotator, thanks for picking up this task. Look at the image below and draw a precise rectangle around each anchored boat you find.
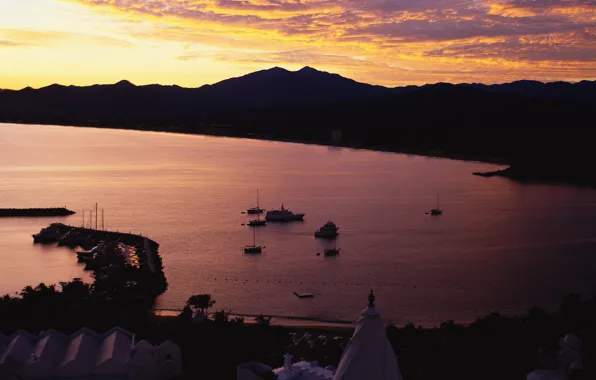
[314,221,339,238]
[265,203,305,222]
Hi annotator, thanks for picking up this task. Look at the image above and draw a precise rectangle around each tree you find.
[214,309,230,323]
[255,314,271,327]
[186,294,216,318]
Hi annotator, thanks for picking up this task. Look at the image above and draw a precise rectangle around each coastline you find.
[2,120,508,166]
[9,120,596,188]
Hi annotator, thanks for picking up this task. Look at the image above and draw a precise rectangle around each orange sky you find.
[1,0,595,89]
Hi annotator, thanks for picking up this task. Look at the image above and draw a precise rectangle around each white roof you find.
[1,331,36,367]
[60,329,100,378]
[274,361,334,380]
[94,329,132,376]
[23,330,69,377]
[0,327,180,379]
[333,292,403,380]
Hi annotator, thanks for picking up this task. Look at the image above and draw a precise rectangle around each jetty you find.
[0,207,75,217]
[32,223,167,297]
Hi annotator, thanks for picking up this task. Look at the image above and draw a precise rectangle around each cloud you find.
[0,40,24,47]
[0,29,133,48]
[61,0,596,83]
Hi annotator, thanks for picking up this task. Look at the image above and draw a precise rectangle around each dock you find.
[0,208,75,217]
[33,223,167,297]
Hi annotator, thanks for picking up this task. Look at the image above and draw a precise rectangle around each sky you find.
[1,0,595,89]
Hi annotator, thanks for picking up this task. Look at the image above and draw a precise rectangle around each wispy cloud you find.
[0,28,133,48]
[26,0,596,83]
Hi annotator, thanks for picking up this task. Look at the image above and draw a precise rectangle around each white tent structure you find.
[333,290,403,380]
[0,327,183,380]
[271,291,403,380]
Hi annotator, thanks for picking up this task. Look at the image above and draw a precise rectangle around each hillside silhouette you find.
[1,67,595,185]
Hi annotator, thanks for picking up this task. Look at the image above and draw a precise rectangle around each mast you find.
[437,195,440,209]
[102,209,105,231]
[82,210,85,228]
[256,189,259,209]
[95,203,98,230]
[253,226,256,246]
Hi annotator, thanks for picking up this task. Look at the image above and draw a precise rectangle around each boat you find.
[314,221,339,238]
[324,239,341,256]
[76,244,101,262]
[247,189,264,214]
[265,203,305,222]
[32,225,63,244]
[294,292,314,299]
[324,248,341,256]
[248,216,267,226]
[244,227,263,254]
[58,230,81,247]
[430,195,443,215]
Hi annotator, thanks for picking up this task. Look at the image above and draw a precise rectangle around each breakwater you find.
[0,208,75,217]
[33,223,167,297]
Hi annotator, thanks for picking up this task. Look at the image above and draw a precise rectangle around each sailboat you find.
[247,189,264,214]
[244,227,263,254]
[430,195,443,215]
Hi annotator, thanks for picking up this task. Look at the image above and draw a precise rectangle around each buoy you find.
[316,252,320,256]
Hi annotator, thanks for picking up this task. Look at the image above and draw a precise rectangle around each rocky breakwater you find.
[0,207,75,217]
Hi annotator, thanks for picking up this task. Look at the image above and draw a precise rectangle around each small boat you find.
[76,244,101,262]
[247,189,264,214]
[314,221,339,238]
[265,203,305,222]
[430,195,443,215]
[294,292,314,299]
[244,227,263,254]
[248,216,267,226]
[324,248,341,256]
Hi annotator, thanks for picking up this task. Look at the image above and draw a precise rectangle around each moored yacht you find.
[265,203,305,222]
[247,189,264,214]
[314,220,339,238]
[244,227,263,254]
[248,217,267,226]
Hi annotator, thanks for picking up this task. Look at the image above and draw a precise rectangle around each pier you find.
[0,207,75,217]
[33,223,167,298]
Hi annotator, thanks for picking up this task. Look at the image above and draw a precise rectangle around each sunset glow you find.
[1,0,595,89]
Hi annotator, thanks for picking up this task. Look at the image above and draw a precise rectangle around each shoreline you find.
[9,120,595,188]
[2,121,508,166]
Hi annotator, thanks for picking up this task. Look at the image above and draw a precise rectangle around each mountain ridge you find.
[5,66,595,106]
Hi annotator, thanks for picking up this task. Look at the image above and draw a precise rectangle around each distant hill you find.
[1,67,595,186]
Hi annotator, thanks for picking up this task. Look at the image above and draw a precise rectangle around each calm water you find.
[1,123,596,326]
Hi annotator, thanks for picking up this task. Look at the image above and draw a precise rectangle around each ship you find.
[265,203,305,222]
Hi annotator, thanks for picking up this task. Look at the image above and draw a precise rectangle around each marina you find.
[32,223,167,298]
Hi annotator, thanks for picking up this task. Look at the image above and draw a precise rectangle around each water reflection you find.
[0,123,595,326]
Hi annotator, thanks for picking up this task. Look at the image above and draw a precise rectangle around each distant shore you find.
[5,121,595,188]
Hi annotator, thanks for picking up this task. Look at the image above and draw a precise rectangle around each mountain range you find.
[1,66,595,113]
[1,67,595,186]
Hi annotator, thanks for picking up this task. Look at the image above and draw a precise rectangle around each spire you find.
[368,290,375,308]
[334,291,403,380]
